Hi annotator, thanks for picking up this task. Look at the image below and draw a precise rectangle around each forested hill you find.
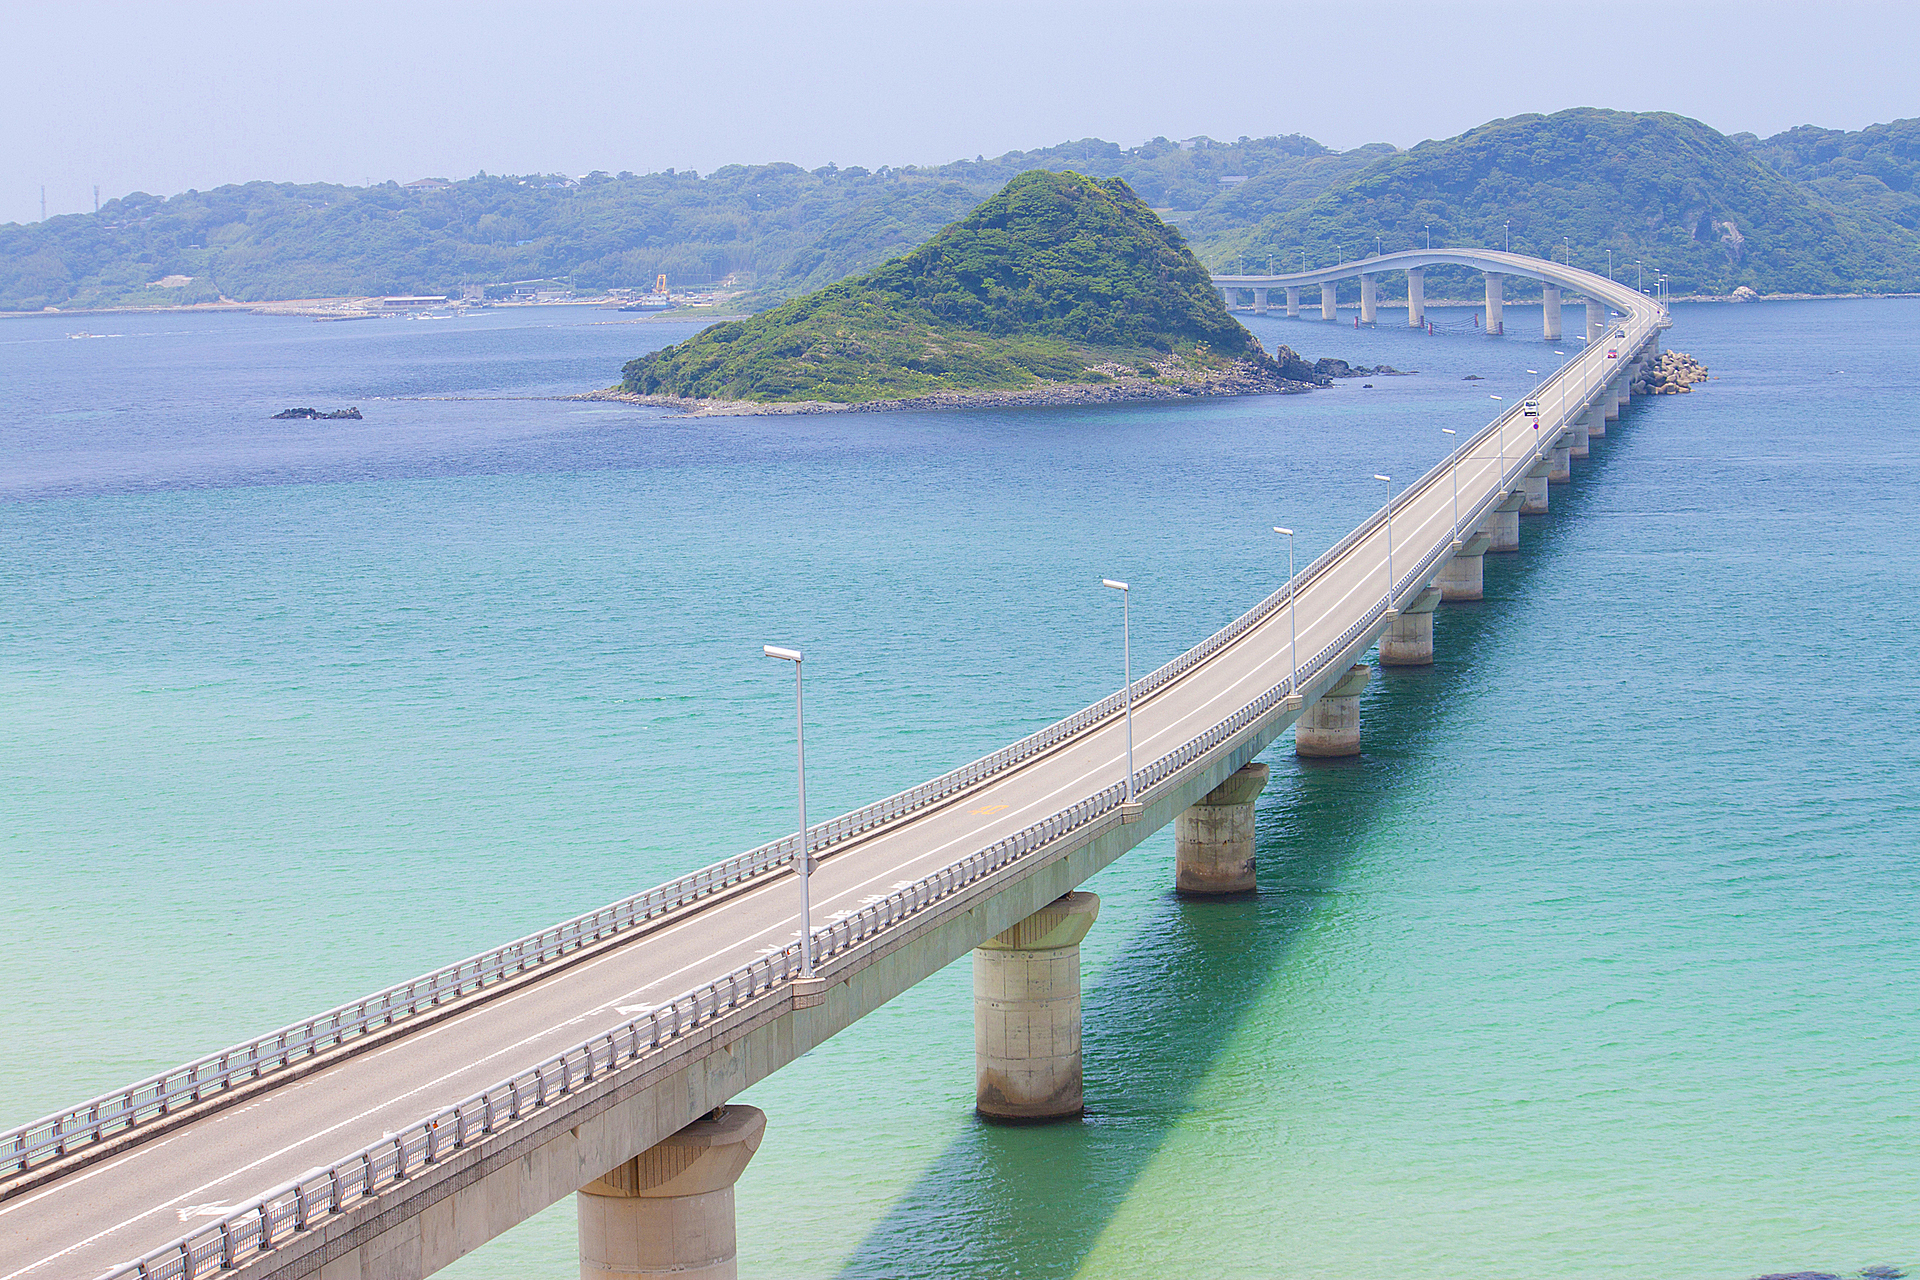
[619,170,1274,404]
[1215,109,1920,299]
[0,136,1373,313]
[4,110,1918,313]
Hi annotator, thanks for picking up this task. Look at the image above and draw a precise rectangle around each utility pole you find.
[93,185,100,214]
[41,186,47,222]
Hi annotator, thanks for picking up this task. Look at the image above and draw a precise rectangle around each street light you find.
[1274,528,1298,696]
[1441,429,1460,535]
[1299,245,1306,273]
[1608,248,1614,280]
[762,644,813,978]
[1505,219,1511,253]
[1102,579,1135,803]
[1373,474,1394,605]
[1425,224,1430,249]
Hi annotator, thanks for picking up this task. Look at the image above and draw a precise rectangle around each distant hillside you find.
[1738,119,1920,243]
[1208,109,1920,298]
[619,171,1287,405]
[0,136,1375,314]
[8,109,1919,314]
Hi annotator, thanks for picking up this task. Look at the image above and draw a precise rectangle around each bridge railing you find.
[94,303,1664,1280]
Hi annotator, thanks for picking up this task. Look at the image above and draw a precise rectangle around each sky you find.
[5,0,1917,226]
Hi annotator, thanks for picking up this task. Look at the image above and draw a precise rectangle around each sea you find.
[3,298,1916,1280]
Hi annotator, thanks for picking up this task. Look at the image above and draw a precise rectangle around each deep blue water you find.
[3,300,1915,1278]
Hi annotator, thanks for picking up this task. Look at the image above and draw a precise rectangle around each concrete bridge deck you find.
[0,255,1666,1280]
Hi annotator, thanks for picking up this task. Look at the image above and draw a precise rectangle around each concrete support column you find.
[1254,287,1269,315]
[1407,267,1425,327]
[1221,285,1237,311]
[1484,272,1504,334]
[578,1107,766,1280]
[1295,663,1371,758]
[1174,763,1270,895]
[1436,531,1492,600]
[1285,286,1300,317]
[1481,490,1526,552]
[1548,442,1572,484]
[975,892,1100,1121]
[1360,273,1378,325]
[1320,281,1338,321]
[1604,382,1622,422]
[1569,421,1590,459]
[1379,585,1443,666]
[1583,403,1606,439]
[1542,284,1562,340]
[1586,299,1607,343]
[1522,457,1552,515]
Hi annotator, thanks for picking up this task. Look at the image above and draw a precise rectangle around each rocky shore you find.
[1634,351,1708,394]
[580,357,1324,417]
[272,406,363,419]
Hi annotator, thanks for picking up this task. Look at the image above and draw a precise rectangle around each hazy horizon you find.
[7,0,1917,227]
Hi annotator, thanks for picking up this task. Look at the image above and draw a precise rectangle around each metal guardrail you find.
[85,287,1662,1280]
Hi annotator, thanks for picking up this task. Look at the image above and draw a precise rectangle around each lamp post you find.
[762,644,813,978]
[1273,528,1298,695]
[1299,245,1306,273]
[1425,224,1430,249]
[1441,429,1460,535]
[1102,579,1135,803]
[1373,474,1394,605]
[1505,219,1511,253]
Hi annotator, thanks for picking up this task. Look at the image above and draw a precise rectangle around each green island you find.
[614,170,1319,410]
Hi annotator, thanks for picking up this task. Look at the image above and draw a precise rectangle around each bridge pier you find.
[1522,457,1552,514]
[1296,663,1371,757]
[1360,273,1378,325]
[1220,285,1237,311]
[1605,383,1623,422]
[1407,267,1425,327]
[1569,420,1590,459]
[1549,442,1572,484]
[1542,285,1562,340]
[1286,286,1300,317]
[577,1107,766,1280]
[1484,272,1504,334]
[1436,532,1492,600]
[1254,287,1269,315]
[1320,281,1338,321]
[975,892,1100,1120]
[1175,763,1270,895]
[1379,585,1443,665]
[1586,299,1607,343]
[1481,490,1525,551]
[1583,403,1606,439]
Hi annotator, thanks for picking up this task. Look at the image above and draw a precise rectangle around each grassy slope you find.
[619,171,1265,404]
[1209,108,1920,297]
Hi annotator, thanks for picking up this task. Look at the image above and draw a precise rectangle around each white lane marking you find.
[175,1203,238,1223]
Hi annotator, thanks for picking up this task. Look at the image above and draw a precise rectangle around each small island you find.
[608,170,1329,414]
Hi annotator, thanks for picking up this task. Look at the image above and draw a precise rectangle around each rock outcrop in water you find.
[1313,357,1408,379]
[272,407,363,419]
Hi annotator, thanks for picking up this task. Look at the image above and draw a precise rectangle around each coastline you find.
[578,362,1323,417]
[11,290,1920,323]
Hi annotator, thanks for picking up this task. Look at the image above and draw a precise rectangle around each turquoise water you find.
[3,301,1915,1279]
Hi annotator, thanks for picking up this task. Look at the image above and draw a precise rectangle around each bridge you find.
[1211,247,1639,341]
[1,253,1667,1280]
